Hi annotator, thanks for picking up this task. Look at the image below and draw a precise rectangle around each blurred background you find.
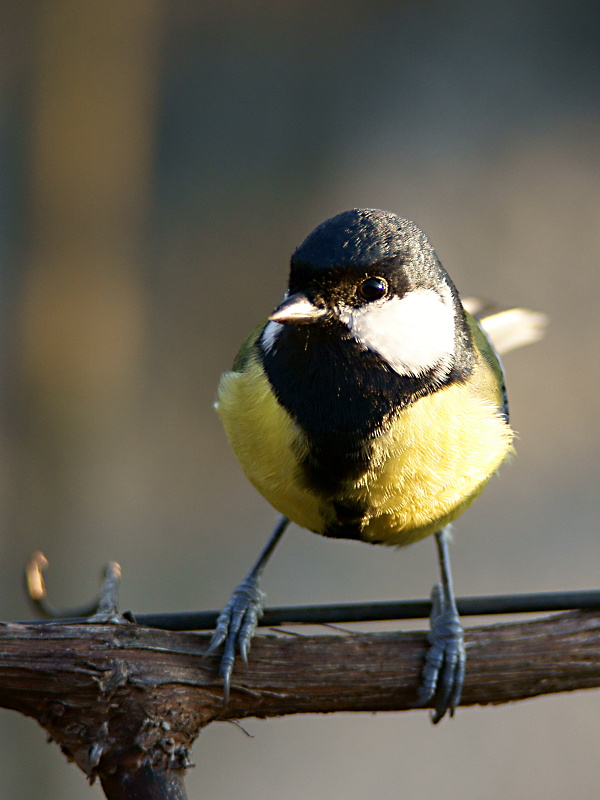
[1,1,600,797]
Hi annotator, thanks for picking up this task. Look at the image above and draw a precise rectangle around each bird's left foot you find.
[418,583,465,723]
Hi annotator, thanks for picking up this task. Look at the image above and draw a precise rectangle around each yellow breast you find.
[340,382,513,545]
[216,348,513,547]
[217,358,324,533]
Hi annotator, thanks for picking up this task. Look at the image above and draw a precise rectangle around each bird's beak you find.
[269,292,328,324]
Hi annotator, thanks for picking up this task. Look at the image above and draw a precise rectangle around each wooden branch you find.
[1,610,599,796]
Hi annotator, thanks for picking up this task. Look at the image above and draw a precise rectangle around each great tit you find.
[210,208,543,722]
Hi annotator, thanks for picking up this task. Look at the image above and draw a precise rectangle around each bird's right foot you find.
[206,574,266,700]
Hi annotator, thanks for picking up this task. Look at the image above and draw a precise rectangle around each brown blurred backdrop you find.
[1,1,600,798]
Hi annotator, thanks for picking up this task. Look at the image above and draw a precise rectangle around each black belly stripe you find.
[300,438,372,495]
[322,499,369,541]
[261,323,437,490]
[260,320,474,541]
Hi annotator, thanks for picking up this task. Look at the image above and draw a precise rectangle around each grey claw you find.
[418,583,465,723]
[207,574,266,700]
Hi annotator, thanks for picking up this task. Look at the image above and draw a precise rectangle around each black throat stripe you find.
[260,323,466,500]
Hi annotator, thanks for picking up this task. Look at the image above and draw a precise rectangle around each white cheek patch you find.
[261,320,283,353]
[339,288,456,378]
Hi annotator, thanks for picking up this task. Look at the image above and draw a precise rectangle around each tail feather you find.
[462,298,548,356]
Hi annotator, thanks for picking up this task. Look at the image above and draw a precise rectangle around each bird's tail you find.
[462,298,548,356]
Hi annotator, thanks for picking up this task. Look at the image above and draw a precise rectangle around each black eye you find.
[358,277,387,302]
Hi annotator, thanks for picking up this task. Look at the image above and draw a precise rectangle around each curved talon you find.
[207,574,266,701]
[418,583,465,723]
[208,517,289,701]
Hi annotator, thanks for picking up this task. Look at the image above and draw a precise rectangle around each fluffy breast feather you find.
[216,355,328,534]
[343,382,513,545]
[216,344,513,546]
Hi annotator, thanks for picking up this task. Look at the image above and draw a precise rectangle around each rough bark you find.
[1,610,599,794]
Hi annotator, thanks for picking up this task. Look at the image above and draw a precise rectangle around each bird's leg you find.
[418,525,466,723]
[207,515,290,700]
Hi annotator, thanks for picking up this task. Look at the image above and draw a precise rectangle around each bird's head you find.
[262,208,471,381]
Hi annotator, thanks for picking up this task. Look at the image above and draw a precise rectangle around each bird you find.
[209,208,545,721]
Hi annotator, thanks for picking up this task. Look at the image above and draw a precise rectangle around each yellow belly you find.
[216,356,513,547]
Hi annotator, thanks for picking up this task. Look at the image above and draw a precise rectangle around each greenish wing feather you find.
[464,310,508,419]
[232,322,266,372]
